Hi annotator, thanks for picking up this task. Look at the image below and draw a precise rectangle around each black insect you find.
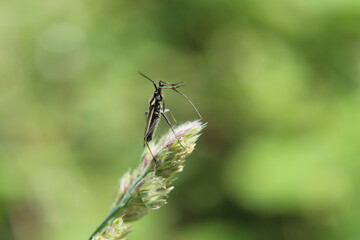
[140,72,202,162]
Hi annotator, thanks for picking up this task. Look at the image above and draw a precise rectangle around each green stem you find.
[88,166,151,240]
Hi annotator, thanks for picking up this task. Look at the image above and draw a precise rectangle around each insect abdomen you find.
[144,114,160,142]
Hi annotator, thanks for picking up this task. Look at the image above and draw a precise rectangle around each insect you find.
[140,72,202,162]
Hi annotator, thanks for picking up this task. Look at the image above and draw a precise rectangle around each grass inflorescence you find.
[89,120,206,240]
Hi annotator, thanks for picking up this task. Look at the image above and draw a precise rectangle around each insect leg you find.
[162,99,178,124]
[159,81,184,86]
[145,141,157,163]
[160,111,185,149]
[161,84,185,89]
[163,109,178,124]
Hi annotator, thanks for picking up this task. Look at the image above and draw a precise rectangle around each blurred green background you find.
[1,0,360,239]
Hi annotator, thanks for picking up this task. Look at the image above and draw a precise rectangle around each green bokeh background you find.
[1,0,360,239]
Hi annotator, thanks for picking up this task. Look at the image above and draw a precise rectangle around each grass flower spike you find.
[90,120,206,239]
[92,217,130,240]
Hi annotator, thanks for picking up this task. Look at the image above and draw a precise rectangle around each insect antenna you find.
[171,88,202,119]
[139,71,157,89]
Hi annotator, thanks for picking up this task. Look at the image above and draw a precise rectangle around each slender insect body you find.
[144,87,164,143]
[144,104,161,142]
[140,72,202,162]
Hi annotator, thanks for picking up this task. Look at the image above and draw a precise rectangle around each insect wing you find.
[145,114,160,142]
[144,104,155,135]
